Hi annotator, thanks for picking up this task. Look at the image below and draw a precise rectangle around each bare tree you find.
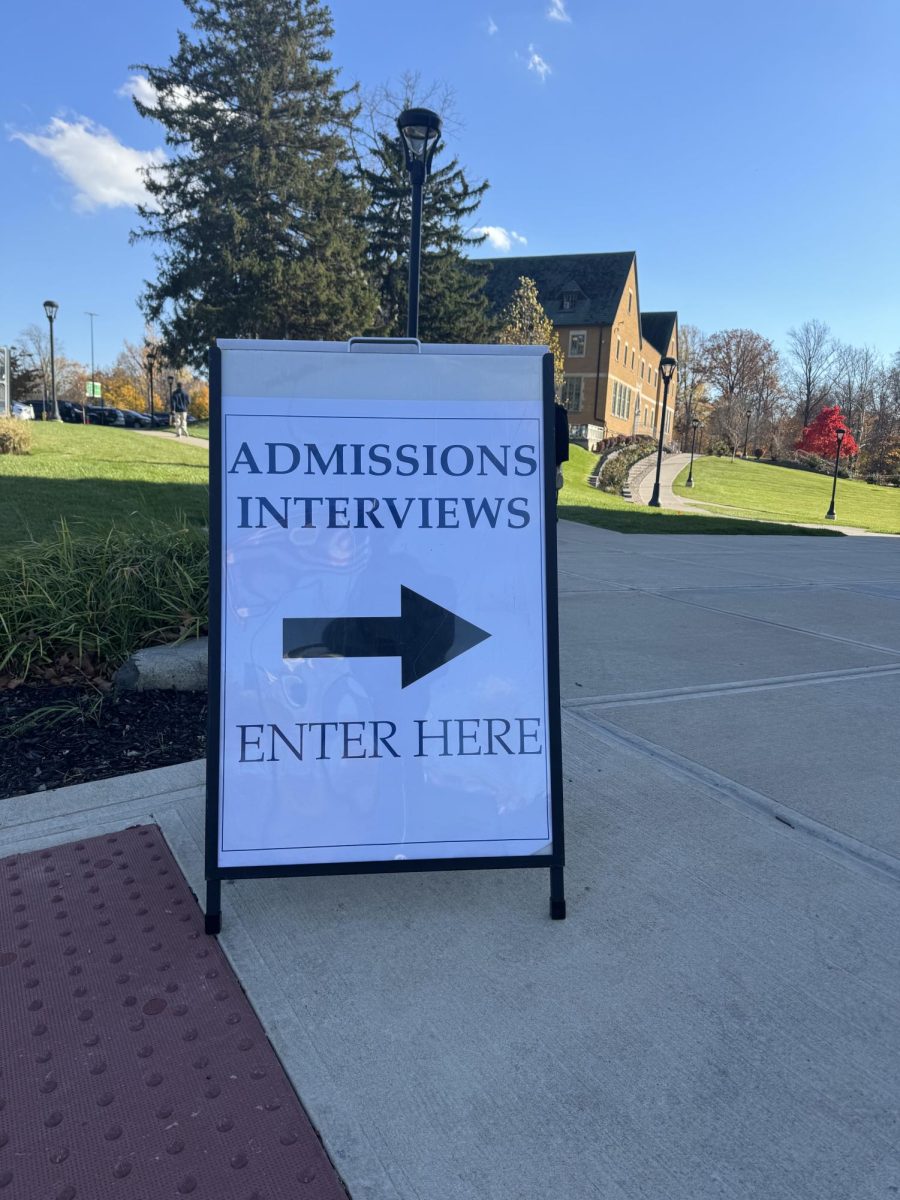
[787,319,834,426]
[859,360,900,477]
[831,342,879,451]
[674,324,708,449]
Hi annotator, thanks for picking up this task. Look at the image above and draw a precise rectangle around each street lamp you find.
[43,300,61,421]
[167,372,174,422]
[648,356,677,507]
[85,311,98,421]
[397,107,442,339]
[825,427,847,520]
[742,407,752,458]
[686,417,700,488]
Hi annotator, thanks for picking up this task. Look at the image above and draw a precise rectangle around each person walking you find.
[170,381,190,438]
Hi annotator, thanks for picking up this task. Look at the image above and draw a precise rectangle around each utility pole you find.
[86,311,99,422]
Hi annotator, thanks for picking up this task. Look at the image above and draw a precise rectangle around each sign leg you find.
[549,865,566,920]
[205,878,222,936]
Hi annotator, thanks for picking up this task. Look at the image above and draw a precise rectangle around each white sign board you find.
[207,340,563,903]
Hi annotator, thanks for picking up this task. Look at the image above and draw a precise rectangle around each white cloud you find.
[527,45,552,81]
[12,116,165,211]
[118,73,197,113]
[547,0,571,21]
[476,226,528,252]
[487,15,498,34]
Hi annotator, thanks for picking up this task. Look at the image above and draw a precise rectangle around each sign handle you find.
[550,865,566,920]
[205,879,222,936]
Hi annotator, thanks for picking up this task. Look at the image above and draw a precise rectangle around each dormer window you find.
[560,291,579,311]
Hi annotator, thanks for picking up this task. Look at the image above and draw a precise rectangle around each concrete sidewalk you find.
[4,523,900,1199]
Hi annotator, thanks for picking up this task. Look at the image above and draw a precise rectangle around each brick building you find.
[478,252,678,444]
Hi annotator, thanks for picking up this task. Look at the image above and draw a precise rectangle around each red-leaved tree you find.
[796,405,859,458]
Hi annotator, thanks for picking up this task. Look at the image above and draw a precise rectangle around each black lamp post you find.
[648,356,677,507]
[43,300,60,421]
[825,427,847,520]
[686,417,700,488]
[397,107,441,339]
[146,346,157,423]
[742,407,752,458]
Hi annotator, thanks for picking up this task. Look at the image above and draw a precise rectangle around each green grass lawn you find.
[188,421,210,439]
[0,423,209,552]
[672,457,900,534]
[559,446,839,535]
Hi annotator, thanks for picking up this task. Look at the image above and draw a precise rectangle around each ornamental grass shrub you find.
[0,519,208,685]
[0,418,32,455]
[596,437,657,494]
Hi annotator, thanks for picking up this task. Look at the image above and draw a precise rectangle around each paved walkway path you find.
[137,427,209,448]
[4,526,899,1199]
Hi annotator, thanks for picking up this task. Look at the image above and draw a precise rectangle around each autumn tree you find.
[131,0,375,368]
[497,276,565,398]
[702,328,779,453]
[858,361,900,477]
[796,405,859,459]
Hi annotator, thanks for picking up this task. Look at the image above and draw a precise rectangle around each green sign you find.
[85,381,102,398]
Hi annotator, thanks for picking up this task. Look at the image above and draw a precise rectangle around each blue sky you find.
[3,0,899,369]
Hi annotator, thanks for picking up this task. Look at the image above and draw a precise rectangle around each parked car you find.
[60,401,88,423]
[120,410,151,428]
[11,402,35,420]
[85,405,122,426]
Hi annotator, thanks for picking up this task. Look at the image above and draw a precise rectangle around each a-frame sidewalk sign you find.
[205,337,565,933]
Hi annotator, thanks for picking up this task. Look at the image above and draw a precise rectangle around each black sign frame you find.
[204,343,565,933]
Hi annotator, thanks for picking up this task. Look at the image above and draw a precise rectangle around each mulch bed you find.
[0,685,207,799]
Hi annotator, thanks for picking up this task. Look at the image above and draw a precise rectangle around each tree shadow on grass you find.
[557,504,843,537]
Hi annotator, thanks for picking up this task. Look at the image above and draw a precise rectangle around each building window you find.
[616,338,621,361]
[611,381,633,420]
[664,409,671,433]
[568,331,586,357]
[640,360,644,379]
[560,291,578,311]
[628,290,633,314]
[562,376,583,413]
[623,344,628,369]
[631,349,635,370]
[654,369,658,385]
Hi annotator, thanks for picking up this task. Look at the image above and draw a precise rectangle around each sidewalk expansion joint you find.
[564,707,900,890]
[562,662,900,710]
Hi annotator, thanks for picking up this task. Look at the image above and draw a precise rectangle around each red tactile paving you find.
[0,826,349,1200]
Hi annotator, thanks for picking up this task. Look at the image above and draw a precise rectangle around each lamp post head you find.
[691,417,700,429]
[43,300,59,322]
[836,427,846,441]
[397,107,442,178]
[167,373,174,387]
[659,356,677,384]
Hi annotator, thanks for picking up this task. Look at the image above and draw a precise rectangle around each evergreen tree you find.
[131,0,375,369]
[497,276,565,395]
[359,124,493,343]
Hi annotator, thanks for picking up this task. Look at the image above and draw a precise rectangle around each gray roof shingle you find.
[640,312,678,356]
[471,251,635,328]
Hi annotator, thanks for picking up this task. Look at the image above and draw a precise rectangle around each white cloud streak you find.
[527,45,552,81]
[476,226,528,252]
[12,116,165,211]
[547,0,571,21]
[487,16,498,34]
